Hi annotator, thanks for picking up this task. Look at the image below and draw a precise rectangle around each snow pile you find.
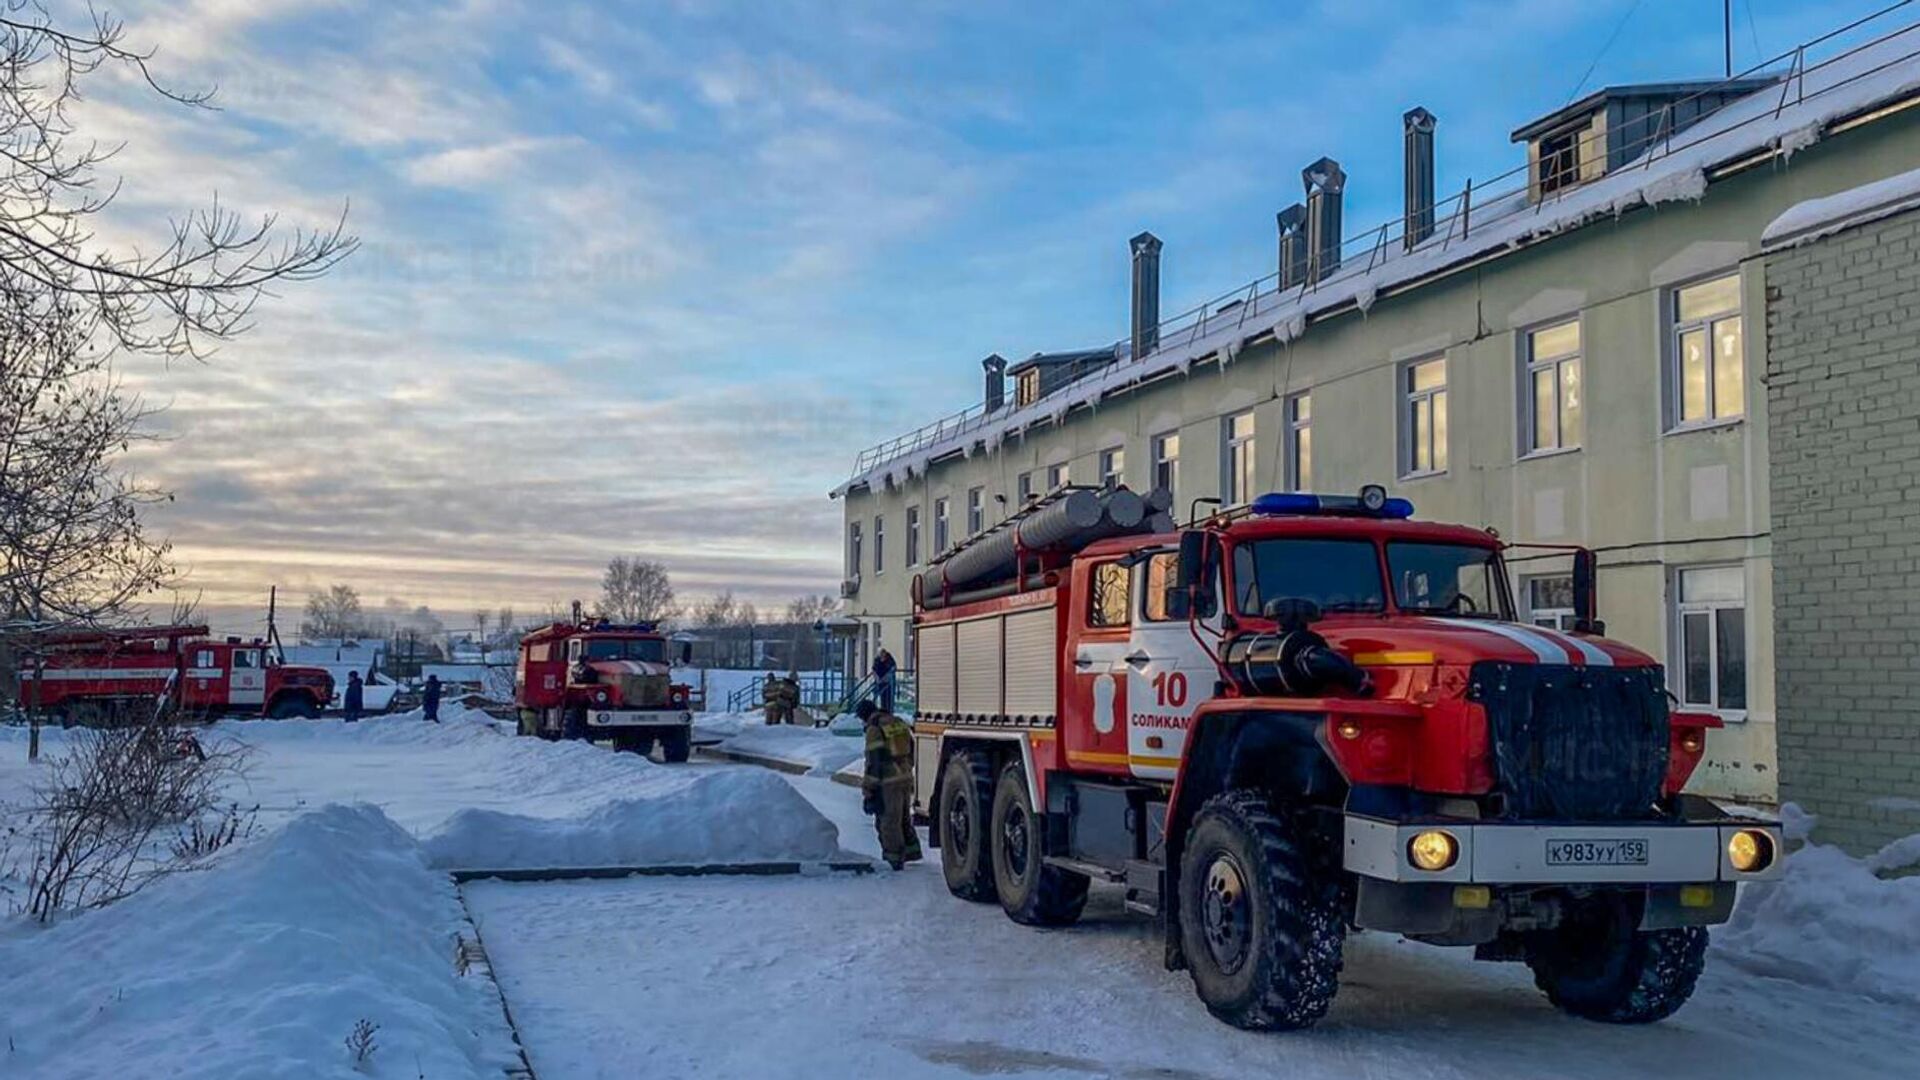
[711,722,865,776]
[1762,163,1920,247]
[0,804,517,1079]
[1715,820,1920,1008]
[422,767,843,869]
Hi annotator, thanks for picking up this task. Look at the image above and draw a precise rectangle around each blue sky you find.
[81,0,1889,630]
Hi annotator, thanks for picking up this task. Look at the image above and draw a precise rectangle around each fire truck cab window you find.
[1088,562,1131,627]
[1232,539,1386,616]
[582,638,665,662]
[1387,542,1511,618]
[233,650,256,668]
[195,649,214,668]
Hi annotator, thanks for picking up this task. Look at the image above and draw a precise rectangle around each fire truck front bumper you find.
[585,709,692,730]
[1342,814,1785,886]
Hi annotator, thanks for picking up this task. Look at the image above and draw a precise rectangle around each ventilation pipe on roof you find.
[1276,203,1308,290]
[1130,231,1162,359]
[1302,157,1345,285]
[982,354,1006,412]
[1403,107,1437,250]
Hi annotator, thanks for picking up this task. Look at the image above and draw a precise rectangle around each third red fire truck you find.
[909,485,1782,1031]
[17,624,335,724]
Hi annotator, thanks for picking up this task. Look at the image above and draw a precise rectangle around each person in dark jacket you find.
[871,647,898,714]
[422,674,442,723]
[859,699,921,870]
[343,670,364,723]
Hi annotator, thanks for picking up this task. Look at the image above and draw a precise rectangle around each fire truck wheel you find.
[1178,790,1344,1031]
[938,751,999,902]
[990,763,1088,926]
[613,733,655,756]
[1524,895,1708,1024]
[660,728,692,763]
[268,696,319,720]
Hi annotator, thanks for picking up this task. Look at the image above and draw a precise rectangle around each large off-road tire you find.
[659,727,692,763]
[938,751,998,902]
[990,762,1088,926]
[613,732,655,756]
[267,695,320,720]
[1177,790,1345,1031]
[1524,895,1707,1024]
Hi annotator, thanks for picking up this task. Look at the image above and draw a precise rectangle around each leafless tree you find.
[300,583,365,640]
[599,557,676,625]
[0,6,355,679]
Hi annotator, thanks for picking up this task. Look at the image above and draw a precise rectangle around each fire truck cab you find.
[19,625,334,723]
[514,621,695,761]
[912,486,1783,1031]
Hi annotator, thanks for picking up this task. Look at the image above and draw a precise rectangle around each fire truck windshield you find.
[581,638,665,662]
[1386,541,1514,619]
[1233,539,1387,616]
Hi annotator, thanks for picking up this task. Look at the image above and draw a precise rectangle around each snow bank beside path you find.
[424,768,844,870]
[0,804,517,1080]
[703,721,865,776]
[1716,823,1920,1007]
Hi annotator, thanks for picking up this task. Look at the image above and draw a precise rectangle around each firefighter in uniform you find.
[762,673,795,725]
[858,699,922,870]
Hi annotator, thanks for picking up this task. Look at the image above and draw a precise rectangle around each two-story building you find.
[831,17,1920,805]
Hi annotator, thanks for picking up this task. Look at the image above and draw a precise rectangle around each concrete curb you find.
[449,859,874,884]
[453,889,539,1080]
[694,746,815,774]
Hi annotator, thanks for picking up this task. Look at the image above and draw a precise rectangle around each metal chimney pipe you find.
[1130,231,1162,359]
[1403,107,1437,250]
[1302,157,1345,284]
[982,354,1006,412]
[1276,203,1307,290]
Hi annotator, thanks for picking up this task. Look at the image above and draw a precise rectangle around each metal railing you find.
[722,669,916,719]
[844,2,1919,483]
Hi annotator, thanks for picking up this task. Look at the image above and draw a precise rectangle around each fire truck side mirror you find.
[1172,531,1213,620]
[1572,547,1600,634]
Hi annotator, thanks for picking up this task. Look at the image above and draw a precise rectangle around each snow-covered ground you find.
[4,715,1917,1079]
[694,711,864,775]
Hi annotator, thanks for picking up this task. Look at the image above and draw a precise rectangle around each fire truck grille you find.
[1468,662,1671,821]
[618,673,671,708]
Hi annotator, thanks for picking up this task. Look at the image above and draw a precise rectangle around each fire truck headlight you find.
[1408,830,1459,872]
[1728,829,1774,873]
[593,689,610,705]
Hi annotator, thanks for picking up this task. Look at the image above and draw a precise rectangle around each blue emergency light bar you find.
[1251,487,1414,519]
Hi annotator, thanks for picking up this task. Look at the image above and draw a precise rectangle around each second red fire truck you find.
[16,624,335,724]
[909,485,1782,1031]
[513,620,695,761]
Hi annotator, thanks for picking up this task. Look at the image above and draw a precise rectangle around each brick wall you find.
[1766,203,1920,853]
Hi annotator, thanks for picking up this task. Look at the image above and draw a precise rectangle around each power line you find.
[1566,0,1647,103]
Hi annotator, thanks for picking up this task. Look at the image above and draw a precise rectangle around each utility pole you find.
[1724,0,1733,78]
[266,585,285,663]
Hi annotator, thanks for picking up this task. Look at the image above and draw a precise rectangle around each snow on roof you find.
[835,20,1920,499]
[1762,163,1920,247]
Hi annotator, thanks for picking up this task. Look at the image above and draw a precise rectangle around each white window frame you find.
[1521,318,1582,456]
[1400,356,1447,478]
[846,521,862,580]
[1666,271,1745,431]
[1099,446,1125,490]
[1521,574,1577,631]
[1016,471,1034,504]
[872,514,885,575]
[1152,432,1179,507]
[1285,392,1312,492]
[933,497,950,553]
[1223,410,1256,506]
[1672,564,1748,721]
[966,486,985,535]
[1046,462,1068,491]
[905,506,921,567]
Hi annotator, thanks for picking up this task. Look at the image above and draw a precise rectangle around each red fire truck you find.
[910,486,1783,1030]
[514,620,695,761]
[15,624,335,724]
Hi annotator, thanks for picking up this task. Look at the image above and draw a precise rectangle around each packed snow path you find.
[468,772,1919,1080]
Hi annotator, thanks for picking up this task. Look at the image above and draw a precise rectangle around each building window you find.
[966,487,985,535]
[1017,471,1034,504]
[846,521,862,579]
[933,498,949,553]
[1099,446,1125,489]
[1523,320,1582,455]
[1286,393,1312,491]
[872,515,885,574]
[1402,357,1447,475]
[905,506,921,567]
[1523,575,1577,630]
[1671,273,1744,426]
[1223,410,1256,506]
[1046,461,1068,491]
[1015,368,1041,408]
[902,618,915,671]
[1674,565,1747,714]
[1152,432,1179,506]
[1088,561,1131,628]
[1538,126,1581,196]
